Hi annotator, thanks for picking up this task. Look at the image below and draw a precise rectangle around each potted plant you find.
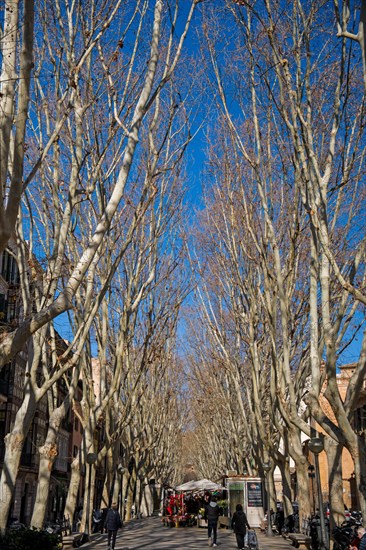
[217,499,229,517]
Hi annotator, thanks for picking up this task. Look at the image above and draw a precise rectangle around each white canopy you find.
[175,480,198,491]
[175,478,225,492]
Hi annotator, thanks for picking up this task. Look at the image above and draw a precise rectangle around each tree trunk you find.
[352,438,366,520]
[296,461,312,528]
[135,477,142,517]
[30,406,68,528]
[278,459,294,518]
[125,468,137,522]
[325,438,344,549]
[268,468,277,512]
[0,388,36,531]
[64,457,81,530]
[112,473,121,505]
[325,438,345,529]
[121,475,128,519]
[31,441,58,528]
[101,449,115,509]
[80,462,96,533]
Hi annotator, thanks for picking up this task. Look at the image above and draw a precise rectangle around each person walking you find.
[206,495,220,547]
[231,503,251,550]
[105,502,122,550]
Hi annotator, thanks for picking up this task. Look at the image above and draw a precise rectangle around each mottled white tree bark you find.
[0,0,34,252]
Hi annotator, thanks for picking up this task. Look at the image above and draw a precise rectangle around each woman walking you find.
[231,503,251,550]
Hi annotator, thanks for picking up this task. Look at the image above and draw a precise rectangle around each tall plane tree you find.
[0,0,198,531]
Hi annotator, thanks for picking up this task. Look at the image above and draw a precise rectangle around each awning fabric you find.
[175,478,224,491]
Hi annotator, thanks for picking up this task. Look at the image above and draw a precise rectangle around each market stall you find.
[162,479,225,528]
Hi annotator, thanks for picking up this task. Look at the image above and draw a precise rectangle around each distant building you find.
[316,363,366,510]
[182,463,198,483]
[0,244,76,525]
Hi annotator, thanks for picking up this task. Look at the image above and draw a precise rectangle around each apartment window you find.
[1,251,18,284]
[73,445,78,457]
[0,294,7,322]
[74,417,79,431]
[7,295,18,322]
[55,436,68,472]
[0,364,10,395]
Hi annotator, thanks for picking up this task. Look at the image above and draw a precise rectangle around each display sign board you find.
[247,481,263,507]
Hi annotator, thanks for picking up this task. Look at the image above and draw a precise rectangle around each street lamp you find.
[263,461,274,537]
[308,465,316,514]
[81,452,98,544]
[308,438,328,550]
[117,464,126,520]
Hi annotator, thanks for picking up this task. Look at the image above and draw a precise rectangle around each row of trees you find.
[0,0,199,532]
[183,0,366,536]
[1,0,365,541]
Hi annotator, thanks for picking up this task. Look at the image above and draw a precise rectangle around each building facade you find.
[316,364,366,510]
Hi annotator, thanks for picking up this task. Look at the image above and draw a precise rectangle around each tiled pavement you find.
[82,516,294,549]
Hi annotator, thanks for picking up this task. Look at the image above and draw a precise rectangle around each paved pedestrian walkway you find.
[82,516,294,549]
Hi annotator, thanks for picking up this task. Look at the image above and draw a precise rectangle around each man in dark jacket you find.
[206,496,220,547]
[105,502,122,550]
[357,526,366,550]
[231,503,251,550]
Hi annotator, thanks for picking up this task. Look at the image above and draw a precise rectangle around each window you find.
[0,364,10,395]
[7,295,18,322]
[74,417,79,431]
[55,436,68,472]
[0,294,7,322]
[1,251,19,284]
[73,445,78,457]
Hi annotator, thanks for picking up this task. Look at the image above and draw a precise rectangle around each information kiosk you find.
[226,477,264,528]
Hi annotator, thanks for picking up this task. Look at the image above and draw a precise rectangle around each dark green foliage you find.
[0,527,61,550]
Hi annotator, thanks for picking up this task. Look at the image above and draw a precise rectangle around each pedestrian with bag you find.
[105,502,123,550]
[231,503,251,550]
